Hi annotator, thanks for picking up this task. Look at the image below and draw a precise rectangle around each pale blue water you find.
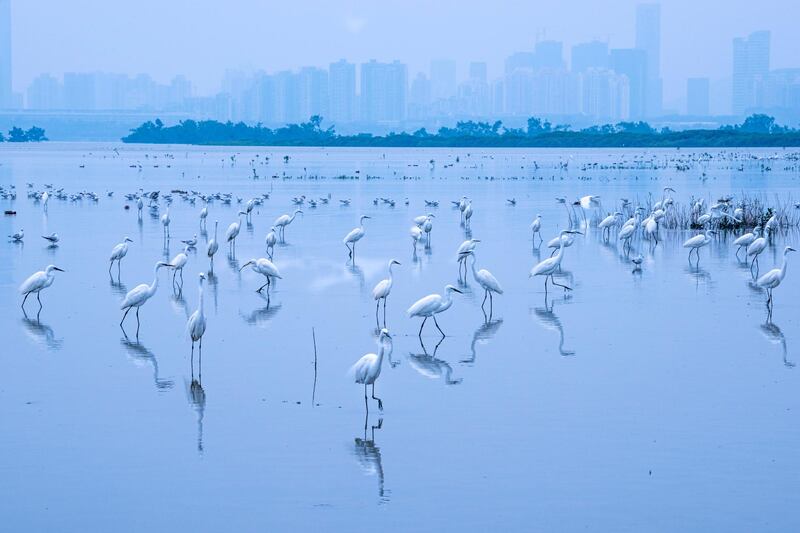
[1,143,799,532]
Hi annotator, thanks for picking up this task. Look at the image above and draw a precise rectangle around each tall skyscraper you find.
[635,3,661,117]
[535,41,564,70]
[581,68,630,120]
[329,59,356,123]
[0,0,11,108]
[732,31,771,115]
[430,59,456,101]
[26,73,61,110]
[469,62,488,84]
[610,48,647,119]
[571,41,609,73]
[360,60,407,122]
[686,78,710,116]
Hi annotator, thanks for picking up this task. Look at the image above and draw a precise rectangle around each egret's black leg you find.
[433,315,445,337]
[372,383,383,411]
[418,317,427,338]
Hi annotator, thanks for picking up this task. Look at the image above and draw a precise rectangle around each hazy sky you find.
[12,0,800,103]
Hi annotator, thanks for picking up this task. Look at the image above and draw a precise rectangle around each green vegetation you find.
[1,126,48,142]
[122,114,800,148]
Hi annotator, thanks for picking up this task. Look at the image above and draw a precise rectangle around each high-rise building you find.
[329,59,356,123]
[505,52,536,75]
[298,67,328,120]
[0,0,11,108]
[63,73,96,110]
[535,41,564,70]
[610,49,647,119]
[430,59,456,101]
[733,31,771,115]
[469,62,488,84]
[686,78,710,116]
[572,41,609,73]
[581,68,630,120]
[635,3,661,117]
[26,74,62,110]
[360,60,407,123]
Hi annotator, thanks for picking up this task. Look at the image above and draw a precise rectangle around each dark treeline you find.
[0,126,47,142]
[122,114,800,148]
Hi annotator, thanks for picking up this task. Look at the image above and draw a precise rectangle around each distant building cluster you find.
[0,2,799,128]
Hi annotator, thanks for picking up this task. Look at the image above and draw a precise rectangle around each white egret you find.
[407,284,463,338]
[458,196,468,223]
[757,246,796,309]
[530,214,543,245]
[186,273,207,359]
[42,233,59,245]
[161,207,171,238]
[413,213,434,227]
[372,259,401,326]
[181,234,198,248]
[9,229,23,242]
[410,225,423,251]
[265,226,278,259]
[462,250,503,315]
[240,258,282,292]
[120,261,170,335]
[226,211,246,253]
[547,232,576,256]
[41,190,49,211]
[109,237,133,275]
[463,201,473,228]
[598,212,622,240]
[349,329,392,412]
[206,221,219,271]
[733,226,760,259]
[530,230,582,293]
[456,239,481,280]
[344,215,371,259]
[168,245,190,286]
[683,230,716,264]
[136,197,144,216]
[423,215,434,245]
[199,206,208,228]
[19,265,64,311]
[747,232,768,274]
[644,216,659,244]
[274,209,303,241]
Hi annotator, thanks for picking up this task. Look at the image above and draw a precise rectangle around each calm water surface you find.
[1,143,799,531]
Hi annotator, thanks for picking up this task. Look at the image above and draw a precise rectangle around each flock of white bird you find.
[9,185,796,413]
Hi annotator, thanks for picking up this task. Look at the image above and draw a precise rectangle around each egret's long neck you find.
[780,254,790,280]
[554,235,567,263]
[388,263,394,282]
[214,223,218,239]
[198,282,205,315]
[470,254,478,276]
[150,265,160,295]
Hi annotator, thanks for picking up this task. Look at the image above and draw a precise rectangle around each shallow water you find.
[1,143,799,532]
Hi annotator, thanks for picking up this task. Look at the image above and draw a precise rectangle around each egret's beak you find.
[53,267,65,272]
[452,288,463,294]
[474,239,481,243]
[393,260,402,265]
[125,238,133,243]
[239,261,253,272]
[789,247,797,253]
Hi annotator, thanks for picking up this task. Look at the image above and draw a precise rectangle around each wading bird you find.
[226,211,246,253]
[747,231,768,275]
[349,329,392,412]
[168,245,190,287]
[265,226,277,259]
[240,258,282,293]
[344,215,370,259]
[372,259,401,327]
[161,208,171,238]
[530,215,543,245]
[187,273,207,360]
[407,284,463,338]
[206,221,219,271]
[9,229,23,242]
[757,246,795,311]
[42,233,59,245]
[274,209,302,242]
[456,239,480,280]
[530,230,582,294]
[19,265,64,312]
[733,226,760,259]
[462,250,503,316]
[683,230,716,265]
[109,237,133,276]
[120,262,170,336]
[199,206,208,228]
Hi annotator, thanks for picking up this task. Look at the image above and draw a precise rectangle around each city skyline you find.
[2,1,800,127]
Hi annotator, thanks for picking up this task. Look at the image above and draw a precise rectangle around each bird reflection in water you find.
[461,318,503,365]
[227,252,239,272]
[532,295,575,357]
[347,260,365,290]
[760,321,794,368]
[109,275,128,297]
[205,270,219,314]
[240,294,282,326]
[170,286,190,318]
[186,354,206,454]
[120,338,174,390]
[353,416,389,504]
[408,337,462,385]
[21,315,63,350]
